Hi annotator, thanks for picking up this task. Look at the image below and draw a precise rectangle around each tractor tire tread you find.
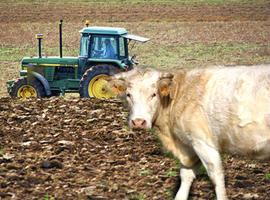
[10,77,46,98]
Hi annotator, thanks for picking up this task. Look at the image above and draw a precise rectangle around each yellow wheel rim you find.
[88,74,116,99]
[17,85,37,98]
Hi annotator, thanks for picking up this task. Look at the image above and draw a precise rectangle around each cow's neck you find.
[153,101,172,138]
[153,100,188,162]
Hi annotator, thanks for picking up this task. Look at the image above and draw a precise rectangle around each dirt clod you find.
[40,160,63,169]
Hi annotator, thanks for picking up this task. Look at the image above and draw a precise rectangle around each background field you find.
[0,0,270,200]
[0,0,270,96]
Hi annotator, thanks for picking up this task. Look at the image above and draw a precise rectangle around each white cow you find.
[108,65,270,200]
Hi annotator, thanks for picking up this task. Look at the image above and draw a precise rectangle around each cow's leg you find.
[157,131,199,200]
[175,163,200,200]
[172,143,200,200]
[193,140,228,200]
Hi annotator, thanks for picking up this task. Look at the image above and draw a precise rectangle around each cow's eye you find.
[151,93,156,98]
[126,93,131,98]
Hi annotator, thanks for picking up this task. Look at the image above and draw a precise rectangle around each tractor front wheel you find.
[10,78,46,98]
[79,65,118,99]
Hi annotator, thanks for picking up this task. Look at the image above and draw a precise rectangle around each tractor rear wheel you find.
[79,65,119,99]
[10,77,46,98]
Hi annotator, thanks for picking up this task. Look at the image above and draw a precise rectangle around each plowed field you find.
[0,98,269,199]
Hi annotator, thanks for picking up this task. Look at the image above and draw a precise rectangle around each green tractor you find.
[6,20,149,99]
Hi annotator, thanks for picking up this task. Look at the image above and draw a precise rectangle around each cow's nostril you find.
[131,118,147,129]
[141,120,146,126]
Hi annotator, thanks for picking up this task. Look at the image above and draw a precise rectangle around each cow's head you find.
[108,68,174,130]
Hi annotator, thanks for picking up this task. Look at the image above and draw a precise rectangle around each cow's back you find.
[202,65,270,158]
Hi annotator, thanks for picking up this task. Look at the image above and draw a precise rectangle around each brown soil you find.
[1,2,270,23]
[0,98,269,200]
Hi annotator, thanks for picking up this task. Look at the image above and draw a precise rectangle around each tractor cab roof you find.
[80,26,128,35]
[80,26,149,43]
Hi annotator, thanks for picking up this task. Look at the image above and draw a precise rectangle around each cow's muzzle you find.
[130,118,147,130]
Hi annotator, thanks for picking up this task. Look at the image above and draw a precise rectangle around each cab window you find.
[90,36,117,59]
[119,37,126,59]
[80,34,89,57]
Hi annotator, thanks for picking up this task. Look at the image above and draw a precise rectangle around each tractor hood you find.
[21,56,79,67]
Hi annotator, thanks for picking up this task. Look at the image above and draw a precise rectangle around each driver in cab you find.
[102,39,116,59]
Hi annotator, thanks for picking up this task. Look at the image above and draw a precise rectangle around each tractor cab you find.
[79,26,149,67]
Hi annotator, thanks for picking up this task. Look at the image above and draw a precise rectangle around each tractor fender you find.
[30,71,51,96]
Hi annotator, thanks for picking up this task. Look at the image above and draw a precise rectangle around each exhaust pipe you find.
[59,19,63,58]
[36,34,43,58]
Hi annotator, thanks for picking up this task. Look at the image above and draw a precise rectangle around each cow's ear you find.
[158,73,174,98]
[107,77,127,95]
